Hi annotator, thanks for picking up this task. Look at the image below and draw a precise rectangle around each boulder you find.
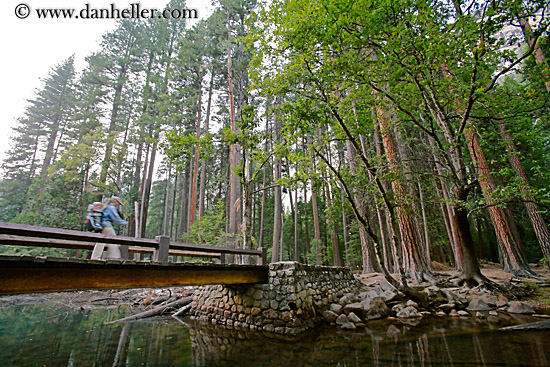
[396,306,421,318]
[479,295,499,307]
[466,299,492,311]
[449,309,460,317]
[330,303,343,314]
[336,314,348,326]
[343,302,364,316]
[322,310,338,323]
[438,303,455,313]
[496,294,508,308]
[364,297,390,320]
[507,301,535,314]
[347,312,362,323]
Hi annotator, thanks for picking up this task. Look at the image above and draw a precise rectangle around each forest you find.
[1,0,549,289]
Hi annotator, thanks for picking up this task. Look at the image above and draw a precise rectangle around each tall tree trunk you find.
[271,154,282,263]
[100,65,128,188]
[226,9,240,250]
[140,138,157,238]
[345,140,376,272]
[303,184,311,256]
[465,125,533,276]
[190,83,202,227]
[162,166,171,236]
[341,189,349,267]
[321,141,344,267]
[499,121,550,266]
[311,180,322,265]
[294,188,300,262]
[418,181,432,265]
[199,71,215,219]
[376,109,431,282]
[40,119,61,177]
[518,14,550,92]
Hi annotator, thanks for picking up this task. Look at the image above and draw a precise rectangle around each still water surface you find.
[0,300,549,366]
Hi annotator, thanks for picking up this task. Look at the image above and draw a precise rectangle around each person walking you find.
[91,196,128,260]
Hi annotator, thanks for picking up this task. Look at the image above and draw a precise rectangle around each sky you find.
[0,0,212,168]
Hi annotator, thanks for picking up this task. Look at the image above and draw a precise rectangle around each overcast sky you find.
[0,0,212,168]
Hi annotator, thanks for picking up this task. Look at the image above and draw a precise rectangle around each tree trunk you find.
[341,189,349,267]
[271,155,282,263]
[226,9,241,251]
[376,110,431,282]
[498,121,550,266]
[190,75,202,226]
[162,166,171,236]
[345,140,376,272]
[199,71,215,219]
[518,14,550,92]
[465,125,533,276]
[140,138,158,238]
[294,188,300,262]
[311,181,322,265]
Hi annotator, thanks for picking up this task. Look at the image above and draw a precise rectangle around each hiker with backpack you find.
[85,202,104,232]
[90,196,128,260]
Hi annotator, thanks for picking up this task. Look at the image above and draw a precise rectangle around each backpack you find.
[84,204,104,232]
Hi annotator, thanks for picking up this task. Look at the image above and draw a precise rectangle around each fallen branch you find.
[172,304,192,318]
[106,296,193,324]
[500,320,550,331]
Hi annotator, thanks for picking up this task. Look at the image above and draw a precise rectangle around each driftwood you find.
[172,304,192,317]
[500,320,550,331]
[106,296,193,324]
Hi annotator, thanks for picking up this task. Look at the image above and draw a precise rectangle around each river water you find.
[0,299,549,366]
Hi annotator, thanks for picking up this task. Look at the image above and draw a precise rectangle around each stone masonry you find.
[189,261,360,334]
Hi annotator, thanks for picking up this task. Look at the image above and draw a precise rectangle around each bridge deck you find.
[0,255,268,294]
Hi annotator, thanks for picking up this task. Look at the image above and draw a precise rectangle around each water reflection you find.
[0,302,548,367]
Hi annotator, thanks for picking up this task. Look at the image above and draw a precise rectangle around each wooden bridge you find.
[0,222,268,294]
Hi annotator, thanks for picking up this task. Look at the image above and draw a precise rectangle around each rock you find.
[373,280,398,301]
[480,295,498,307]
[489,310,498,316]
[406,300,418,308]
[435,311,446,316]
[507,301,535,314]
[330,303,343,314]
[358,290,378,300]
[347,312,362,323]
[364,297,391,320]
[458,310,469,316]
[449,309,460,317]
[396,306,421,318]
[336,314,348,326]
[475,311,484,318]
[323,310,338,323]
[343,302,364,316]
[496,294,508,308]
[438,303,455,312]
[466,299,492,311]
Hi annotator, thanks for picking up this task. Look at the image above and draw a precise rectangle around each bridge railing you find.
[0,222,267,265]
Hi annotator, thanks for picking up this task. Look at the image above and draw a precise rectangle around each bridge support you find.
[190,262,360,335]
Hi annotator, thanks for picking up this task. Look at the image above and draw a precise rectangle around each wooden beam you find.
[0,222,158,248]
[0,256,268,294]
[0,236,220,259]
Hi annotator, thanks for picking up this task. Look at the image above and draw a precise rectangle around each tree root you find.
[455,273,500,291]
[106,296,193,324]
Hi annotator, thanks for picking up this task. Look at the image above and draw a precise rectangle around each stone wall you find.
[189,261,360,334]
